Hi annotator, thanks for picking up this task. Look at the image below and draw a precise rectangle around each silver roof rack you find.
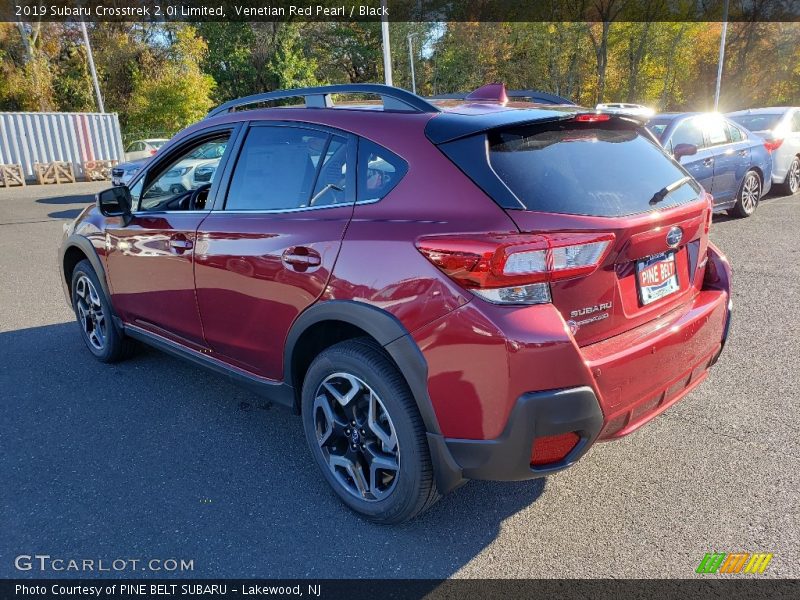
[207,84,441,118]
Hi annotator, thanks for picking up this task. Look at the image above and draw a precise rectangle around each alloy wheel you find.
[313,372,400,502]
[789,159,800,194]
[74,275,107,351]
[741,172,760,214]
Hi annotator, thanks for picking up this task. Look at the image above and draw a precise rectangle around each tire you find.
[777,156,800,196]
[728,170,761,218]
[301,338,439,524]
[71,259,135,363]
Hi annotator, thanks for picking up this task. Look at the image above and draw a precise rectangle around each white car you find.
[727,107,800,195]
[153,142,226,195]
[123,138,169,161]
[596,103,655,118]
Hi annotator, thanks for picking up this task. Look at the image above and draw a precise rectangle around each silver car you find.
[727,107,800,195]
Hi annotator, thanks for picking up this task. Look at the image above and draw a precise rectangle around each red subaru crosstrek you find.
[59,84,731,523]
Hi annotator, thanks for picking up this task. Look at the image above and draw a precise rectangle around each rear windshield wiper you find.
[649,176,692,205]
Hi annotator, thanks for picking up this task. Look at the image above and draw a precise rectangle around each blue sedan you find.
[646,112,773,217]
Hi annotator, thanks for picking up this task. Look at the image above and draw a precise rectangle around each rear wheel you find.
[728,170,761,218]
[301,338,439,523]
[71,259,135,362]
[778,156,800,196]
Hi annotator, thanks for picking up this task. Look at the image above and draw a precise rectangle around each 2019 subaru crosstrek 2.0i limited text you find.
[59,84,731,523]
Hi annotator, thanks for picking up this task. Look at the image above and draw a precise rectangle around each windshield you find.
[488,123,701,217]
[728,113,783,132]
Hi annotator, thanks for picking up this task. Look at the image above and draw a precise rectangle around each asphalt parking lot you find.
[1,181,798,579]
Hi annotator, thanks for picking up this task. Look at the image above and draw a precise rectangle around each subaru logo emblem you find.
[666,227,683,248]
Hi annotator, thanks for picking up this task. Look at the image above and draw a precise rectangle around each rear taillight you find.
[150,149,158,155]
[703,191,714,234]
[531,432,581,466]
[416,232,614,305]
[764,139,783,153]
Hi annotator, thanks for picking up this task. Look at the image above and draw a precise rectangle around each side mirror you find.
[97,186,132,218]
[673,143,698,160]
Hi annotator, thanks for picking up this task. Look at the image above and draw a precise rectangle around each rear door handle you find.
[738,149,747,157]
[703,158,714,166]
[282,247,322,271]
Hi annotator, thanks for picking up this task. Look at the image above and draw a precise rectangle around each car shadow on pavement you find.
[36,193,97,205]
[0,322,546,580]
[47,208,85,220]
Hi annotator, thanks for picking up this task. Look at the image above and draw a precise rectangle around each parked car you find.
[596,103,655,118]
[59,84,731,523]
[727,107,800,195]
[123,138,169,161]
[147,141,226,197]
[111,158,147,187]
[646,112,773,217]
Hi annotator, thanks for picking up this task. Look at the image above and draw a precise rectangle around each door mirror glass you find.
[673,143,698,160]
[97,186,132,217]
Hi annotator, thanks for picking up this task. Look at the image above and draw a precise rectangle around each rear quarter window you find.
[488,123,701,217]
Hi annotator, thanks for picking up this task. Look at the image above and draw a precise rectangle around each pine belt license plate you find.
[636,251,679,305]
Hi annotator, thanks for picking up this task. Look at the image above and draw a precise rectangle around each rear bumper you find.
[444,387,603,481]
[422,243,731,482]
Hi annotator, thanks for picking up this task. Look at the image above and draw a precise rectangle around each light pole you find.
[407,32,418,94]
[713,0,729,111]
[80,21,105,113]
[380,0,392,86]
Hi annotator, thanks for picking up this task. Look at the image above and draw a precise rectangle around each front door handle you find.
[282,247,322,271]
[169,237,193,253]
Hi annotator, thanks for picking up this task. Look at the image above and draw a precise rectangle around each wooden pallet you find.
[34,161,75,185]
[0,164,26,187]
[83,159,118,182]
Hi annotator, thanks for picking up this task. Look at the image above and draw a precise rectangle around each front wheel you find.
[71,259,135,362]
[728,170,761,218]
[301,339,439,524]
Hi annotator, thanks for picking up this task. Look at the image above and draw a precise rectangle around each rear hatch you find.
[438,115,713,345]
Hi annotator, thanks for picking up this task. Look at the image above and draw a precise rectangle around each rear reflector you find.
[531,432,581,466]
[764,139,783,153]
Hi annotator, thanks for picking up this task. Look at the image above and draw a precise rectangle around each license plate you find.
[636,251,679,305]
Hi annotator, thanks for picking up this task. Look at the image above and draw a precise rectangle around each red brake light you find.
[763,139,783,153]
[416,232,614,304]
[531,432,581,466]
[150,149,158,155]
[574,113,611,122]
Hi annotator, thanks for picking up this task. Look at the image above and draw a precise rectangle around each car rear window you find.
[487,123,701,217]
[728,113,783,132]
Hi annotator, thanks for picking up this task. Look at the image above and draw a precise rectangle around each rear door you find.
[705,117,748,203]
[194,123,356,380]
[477,118,711,346]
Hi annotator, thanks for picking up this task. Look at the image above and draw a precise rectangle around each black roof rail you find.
[207,84,441,118]
[427,90,576,106]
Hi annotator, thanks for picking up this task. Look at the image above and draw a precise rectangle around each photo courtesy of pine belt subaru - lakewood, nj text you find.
[59,83,732,523]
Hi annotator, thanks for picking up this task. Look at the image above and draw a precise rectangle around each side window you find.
[225,126,334,211]
[792,111,800,133]
[126,142,137,153]
[670,119,705,150]
[138,133,230,212]
[705,119,729,146]
[357,139,408,203]
[727,123,744,142]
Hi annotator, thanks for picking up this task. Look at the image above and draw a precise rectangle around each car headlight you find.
[166,166,192,177]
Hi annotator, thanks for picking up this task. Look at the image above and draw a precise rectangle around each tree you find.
[126,26,215,136]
